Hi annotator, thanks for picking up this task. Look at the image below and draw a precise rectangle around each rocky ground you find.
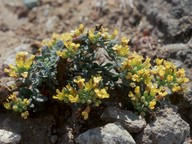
[0,0,192,143]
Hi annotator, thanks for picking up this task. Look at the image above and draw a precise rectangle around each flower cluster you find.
[53,75,109,119]
[3,93,30,119]
[53,75,109,105]
[121,52,189,113]
[112,37,130,57]
[1,24,190,120]
[42,24,85,58]
[4,51,35,78]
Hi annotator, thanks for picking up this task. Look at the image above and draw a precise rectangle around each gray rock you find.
[171,91,192,127]
[138,0,192,43]
[101,107,146,133]
[0,129,21,144]
[76,123,136,144]
[135,107,190,144]
[50,135,58,144]
[23,0,38,9]
[45,16,60,33]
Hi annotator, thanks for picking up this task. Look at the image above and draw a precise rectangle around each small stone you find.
[0,129,21,144]
[50,135,58,144]
[45,16,60,33]
[76,123,136,144]
[23,0,38,9]
[135,107,190,144]
[101,107,146,133]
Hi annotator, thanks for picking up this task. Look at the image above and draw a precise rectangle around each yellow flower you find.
[3,102,11,110]
[24,55,35,70]
[149,100,156,110]
[21,111,29,119]
[85,80,93,91]
[70,43,80,51]
[74,76,85,89]
[68,94,79,103]
[21,72,28,78]
[53,89,64,100]
[134,86,140,95]
[9,93,17,101]
[167,75,173,82]
[82,105,90,120]
[112,44,129,57]
[150,88,156,96]
[23,98,30,106]
[52,33,60,40]
[110,29,118,39]
[143,57,151,68]
[9,70,18,78]
[129,93,136,101]
[163,60,175,69]
[79,24,84,32]
[94,88,109,99]
[128,91,134,97]
[129,82,136,88]
[88,29,96,43]
[172,85,181,92]
[126,72,132,79]
[183,77,189,83]
[158,91,167,98]
[158,69,165,79]
[57,50,68,58]
[93,75,102,87]
[66,84,74,92]
[156,58,163,65]
[132,74,139,82]
[176,68,185,77]
[121,37,129,45]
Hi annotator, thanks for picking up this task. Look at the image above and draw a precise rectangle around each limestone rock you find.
[101,107,146,133]
[76,123,136,144]
[0,129,21,144]
[135,107,190,144]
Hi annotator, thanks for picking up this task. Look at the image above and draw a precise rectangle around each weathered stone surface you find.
[76,123,136,144]
[45,16,60,33]
[101,107,146,133]
[0,129,21,144]
[171,91,192,127]
[0,112,56,144]
[135,107,190,144]
[138,0,192,43]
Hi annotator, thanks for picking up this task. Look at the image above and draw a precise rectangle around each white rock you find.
[101,107,146,133]
[0,129,21,144]
[76,123,136,144]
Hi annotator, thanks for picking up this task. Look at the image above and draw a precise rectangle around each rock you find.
[76,123,136,144]
[138,0,192,43]
[135,107,190,144]
[0,112,56,144]
[0,129,21,144]
[50,135,58,144]
[170,91,192,127]
[45,16,60,33]
[101,107,146,133]
[23,0,38,9]
[59,126,74,144]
